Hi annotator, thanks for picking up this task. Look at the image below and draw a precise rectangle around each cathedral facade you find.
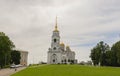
[47,19,76,64]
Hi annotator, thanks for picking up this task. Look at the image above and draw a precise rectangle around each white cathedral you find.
[47,18,77,64]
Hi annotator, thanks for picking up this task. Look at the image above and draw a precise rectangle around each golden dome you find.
[54,25,59,32]
[60,42,65,46]
[66,45,70,48]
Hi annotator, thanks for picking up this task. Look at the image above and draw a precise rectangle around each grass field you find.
[11,65,120,76]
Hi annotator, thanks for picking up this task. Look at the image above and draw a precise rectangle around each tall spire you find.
[54,16,59,32]
[56,16,57,27]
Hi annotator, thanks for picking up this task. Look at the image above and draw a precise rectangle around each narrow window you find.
[53,47,56,50]
[54,39,57,43]
[53,59,55,62]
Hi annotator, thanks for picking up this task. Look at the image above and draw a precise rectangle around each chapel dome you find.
[60,42,65,46]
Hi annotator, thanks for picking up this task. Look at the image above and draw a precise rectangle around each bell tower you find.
[51,17,60,51]
[48,17,63,64]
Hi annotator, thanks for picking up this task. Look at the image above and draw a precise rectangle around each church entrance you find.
[51,54,57,64]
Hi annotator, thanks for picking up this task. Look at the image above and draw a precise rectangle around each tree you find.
[111,41,120,66]
[90,47,101,65]
[11,50,21,65]
[105,51,117,66]
[0,32,15,68]
[90,41,110,66]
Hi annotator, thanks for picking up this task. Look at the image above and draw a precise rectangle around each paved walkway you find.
[0,67,26,76]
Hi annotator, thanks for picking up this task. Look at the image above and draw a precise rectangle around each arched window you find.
[54,39,57,43]
[53,59,55,62]
[53,47,56,50]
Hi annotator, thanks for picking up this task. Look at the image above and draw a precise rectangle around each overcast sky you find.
[0,0,120,64]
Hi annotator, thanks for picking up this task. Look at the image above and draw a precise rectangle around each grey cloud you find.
[0,0,77,8]
[0,0,53,7]
[0,0,120,63]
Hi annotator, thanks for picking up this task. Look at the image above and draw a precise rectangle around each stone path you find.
[0,67,26,76]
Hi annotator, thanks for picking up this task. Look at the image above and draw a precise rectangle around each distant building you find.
[47,18,77,64]
[19,51,28,66]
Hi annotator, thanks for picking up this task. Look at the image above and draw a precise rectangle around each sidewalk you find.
[0,67,26,76]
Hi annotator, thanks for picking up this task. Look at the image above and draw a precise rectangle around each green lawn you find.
[11,65,120,76]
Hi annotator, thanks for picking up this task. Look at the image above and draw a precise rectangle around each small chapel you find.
[47,18,77,64]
